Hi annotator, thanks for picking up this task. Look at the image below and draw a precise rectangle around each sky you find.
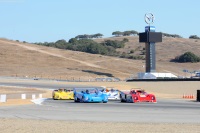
[0,0,200,43]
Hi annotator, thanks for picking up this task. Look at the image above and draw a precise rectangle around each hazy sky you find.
[0,0,199,42]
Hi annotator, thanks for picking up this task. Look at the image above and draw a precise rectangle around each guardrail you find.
[126,78,200,82]
[5,76,122,82]
[0,93,43,103]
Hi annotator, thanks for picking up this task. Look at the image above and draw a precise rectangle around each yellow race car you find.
[52,88,74,100]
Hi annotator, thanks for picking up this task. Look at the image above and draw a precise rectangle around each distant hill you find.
[0,36,199,80]
[94,36,200,62]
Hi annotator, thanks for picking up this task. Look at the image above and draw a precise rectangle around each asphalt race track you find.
[0,79,200,123]
[0,98,200,123]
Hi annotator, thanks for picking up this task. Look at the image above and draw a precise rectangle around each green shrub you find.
[189,35,200,39]
[130,50,134,53]
[175,52,200,63]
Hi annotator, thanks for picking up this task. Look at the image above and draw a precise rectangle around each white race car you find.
[101,88,120,100]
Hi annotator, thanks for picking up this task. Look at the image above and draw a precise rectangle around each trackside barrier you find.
[32,94,36,100]
[1,93,45,103]
[182,94,195,99]
[21,94,26,99]
[0,94,7,103]
[101,86,106,88]
[127,78,200,82]
[39,94,43,98]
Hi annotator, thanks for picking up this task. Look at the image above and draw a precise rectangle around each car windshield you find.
[135,90,147,95]
[64,89,73,92]
[74,88,98,93]
[58,88,65,92]
[97,88,105,92]
[110,89,116,92]
[86,89,98,94]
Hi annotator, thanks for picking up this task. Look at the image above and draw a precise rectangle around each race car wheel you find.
[80,97,84,103]
[120,97,125,102]
[74,97,78,102]
[127,96,133,103]
[127,97,130,102]
[120,94,124,102]
[103,101,107,103]
[126,96,132,103]
[52,96,57,100]
[125,95,128,102]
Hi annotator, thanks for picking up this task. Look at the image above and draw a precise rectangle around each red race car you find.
[120,89,156,103]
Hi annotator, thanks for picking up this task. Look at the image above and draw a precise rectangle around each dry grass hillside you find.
[95,36,200,61]
[0,37,199,80]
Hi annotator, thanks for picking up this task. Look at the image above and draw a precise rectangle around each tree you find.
[122,38,129,43]
[68,38,78,44]
[130,49,134,53]
[112,30,138,37]
[172,34,182,38]
[92,33,103,38]
[55,39,67,45]
[189,35,200,39]
[104,40,125,48]
[75,34,90,39]
[75,33,103,39]
[75,35,82,39]
[175,52,200,63]
[112,31,123,37]
[130,30,138,36]
[123,31,132,36]
[54,39,68,49]
[162,33,182,38]
[123,30,138,36]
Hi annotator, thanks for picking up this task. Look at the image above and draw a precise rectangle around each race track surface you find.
[0,98,199,123]
[0,78,200,123]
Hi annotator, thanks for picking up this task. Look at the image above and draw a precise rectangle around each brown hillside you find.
[0,37,199,80]
[95,36,200,61]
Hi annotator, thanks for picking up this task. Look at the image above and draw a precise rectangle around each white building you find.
[138,72,177,79]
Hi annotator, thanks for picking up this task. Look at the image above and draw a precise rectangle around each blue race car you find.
[74,88,108,103]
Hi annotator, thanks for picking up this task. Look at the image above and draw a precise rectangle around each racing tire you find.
[52,96,57,100]
[120,94,125,102]
[74,98,79,102]
[125,95,132,103]
[74,94,79,102]
[124,95,128,102]
[127,96,133,103]
[126,98,130,103]
[120,98,125,102]
[80,97,84,103]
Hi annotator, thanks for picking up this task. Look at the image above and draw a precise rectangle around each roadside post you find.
[32,94,36,100]
[0,94,7,102]
[197,90,200,102]
[21,94,26,99]
[39,94,43,98]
